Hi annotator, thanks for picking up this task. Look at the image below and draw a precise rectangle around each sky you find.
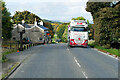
[4,0,94,23]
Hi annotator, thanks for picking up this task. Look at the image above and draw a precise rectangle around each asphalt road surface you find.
[9,43,118,78]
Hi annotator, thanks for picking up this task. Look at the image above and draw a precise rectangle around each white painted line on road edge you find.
[82,71,88,79]
[97,50,118,60]
[92,48,118,60]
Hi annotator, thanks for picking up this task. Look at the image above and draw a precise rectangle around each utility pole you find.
[17,20,25,51]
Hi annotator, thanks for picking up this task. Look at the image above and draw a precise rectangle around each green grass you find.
[88,41,120,56]
[1,49,17,63]
[0,62,19,79]
[2,49,17,55]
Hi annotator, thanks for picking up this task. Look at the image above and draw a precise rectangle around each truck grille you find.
[73,35,84,43]
[75,39,84,43]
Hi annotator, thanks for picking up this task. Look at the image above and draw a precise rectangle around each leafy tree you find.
[87,20,94,40]
[56,23,69,42]
[1,0,13,40]
[72,16,86,20]
[12,10,41,24]
[86,0,120,48]
[62,25,68,42]
[43,22,54,38]
[56,24,66,39]
[86,2,111,16]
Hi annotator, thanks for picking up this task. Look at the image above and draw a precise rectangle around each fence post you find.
[10,41,12,49]
[27,45,28,49]
[24,45,26,50]
[18,42,20,50]
[16,42,17,49]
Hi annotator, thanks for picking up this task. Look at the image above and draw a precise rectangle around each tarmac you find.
[1,46,36,79]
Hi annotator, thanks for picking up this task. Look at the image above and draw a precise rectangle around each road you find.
[9,43,118,79]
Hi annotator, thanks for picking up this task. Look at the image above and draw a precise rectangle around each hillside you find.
[43,19,63,24]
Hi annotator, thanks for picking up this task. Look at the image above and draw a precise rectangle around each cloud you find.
[5,0,93,23]
[5,0,87,2]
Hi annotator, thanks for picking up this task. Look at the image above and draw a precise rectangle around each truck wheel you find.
[68,44,73,48]
[43,40,45,44]
[84,46,87,48]
[70,46,74,48]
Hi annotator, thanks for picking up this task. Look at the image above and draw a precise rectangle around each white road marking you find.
[67,48,72,54]
[21,71,24,72]
[82,71,88,79]
[67,48,88,78]
[67,48,70,51]
[74,57,81,68]
[77,63,81,68]
[92,48,118,60]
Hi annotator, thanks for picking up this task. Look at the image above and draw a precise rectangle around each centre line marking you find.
[67,48,88,78]
[82,71,88,79]
[74,57,81,67]
[77,63,81,68]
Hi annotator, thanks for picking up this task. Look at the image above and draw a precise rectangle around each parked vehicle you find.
[68,20,88,47]
[56,39,61,42]
[23,37,32,44]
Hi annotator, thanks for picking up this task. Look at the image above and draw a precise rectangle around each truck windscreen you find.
[71,27,87,32]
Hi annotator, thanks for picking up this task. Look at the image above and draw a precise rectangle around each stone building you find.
[11,20,50,43]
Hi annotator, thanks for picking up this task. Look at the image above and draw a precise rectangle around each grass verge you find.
[0,62,19,80]
[1,49,17,63]
[88,40,120,57]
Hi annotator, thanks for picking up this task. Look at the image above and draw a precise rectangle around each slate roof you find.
[13,24,48,30]
[38,25,48,30]
[21,24,34,28]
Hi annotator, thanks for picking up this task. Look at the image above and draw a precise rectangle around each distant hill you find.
[43,19,63,24]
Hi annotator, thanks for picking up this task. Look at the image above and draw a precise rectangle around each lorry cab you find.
[68,20,88,47]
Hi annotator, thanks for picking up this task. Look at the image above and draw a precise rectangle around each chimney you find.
[40,20,43,26]
[34,18,37,26]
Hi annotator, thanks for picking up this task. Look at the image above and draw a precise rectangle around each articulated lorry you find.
[68,20,88,47]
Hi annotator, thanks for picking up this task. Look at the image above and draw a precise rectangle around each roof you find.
[21,24,34,28]
[38,25,48,30]
[13,24,48,30]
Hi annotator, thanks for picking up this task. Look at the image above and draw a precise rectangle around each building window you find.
[13,37,16,40]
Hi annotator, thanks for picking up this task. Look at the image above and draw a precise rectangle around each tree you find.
[62,25,68,42]
[12,11,41,24]
[56,23,69,42]
[56,24,66,39]
[86,2,111,16]
[87,20,94,40]
[72,16,86,20]
[86,0,120,48]
[43,22,54,38]
[1,0,13,40]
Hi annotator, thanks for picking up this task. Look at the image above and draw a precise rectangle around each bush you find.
[102,44,111,49]
[2,54,8,62]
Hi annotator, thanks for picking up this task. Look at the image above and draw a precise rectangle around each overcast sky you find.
[4,0,94,23]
